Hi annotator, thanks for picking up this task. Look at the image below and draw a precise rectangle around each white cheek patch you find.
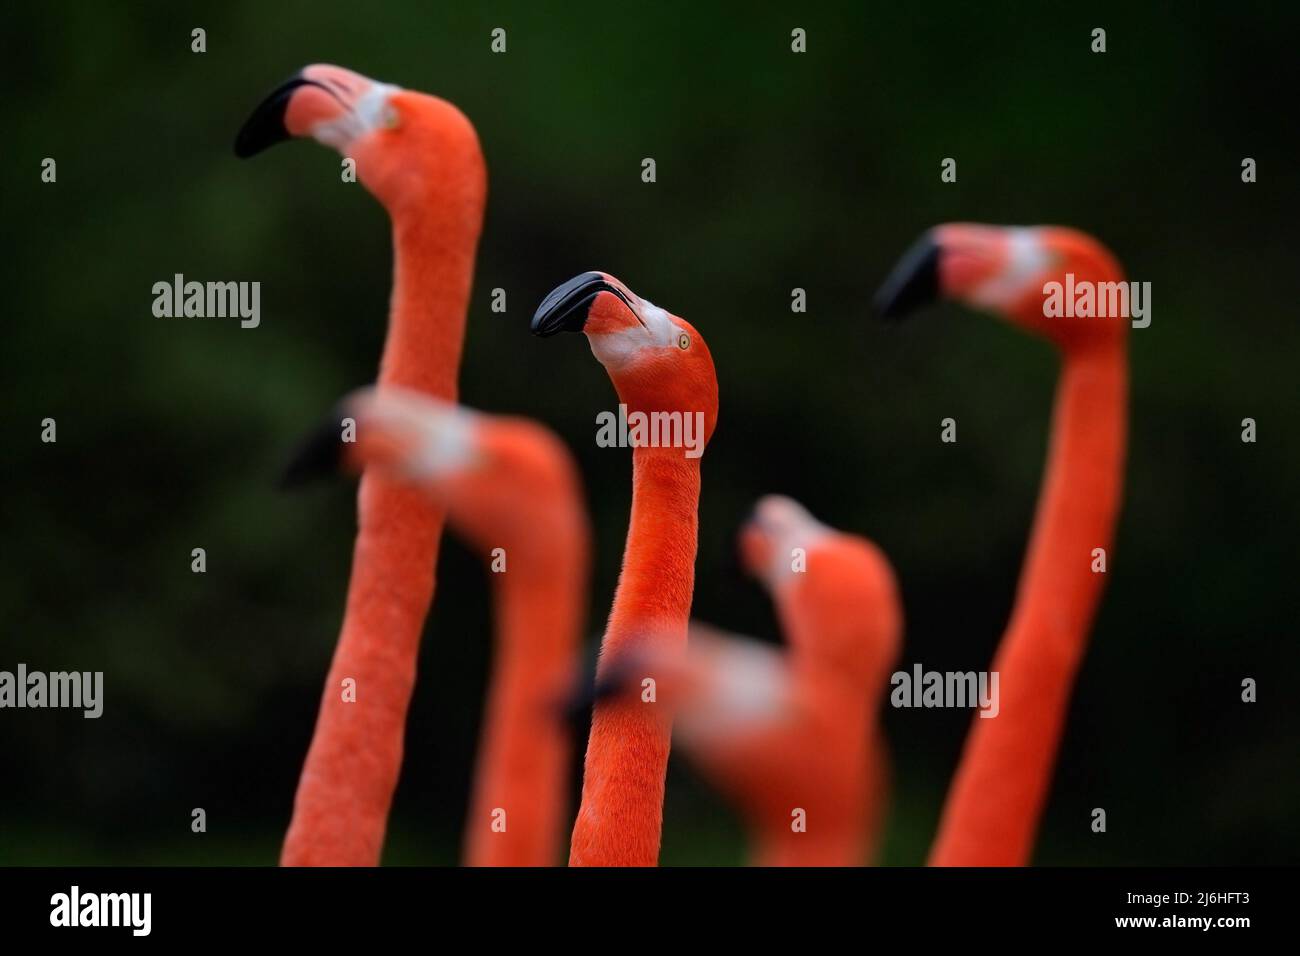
[677,637,790,744]
[769,521,831,584]
[754,497,833,584]
[407,405,478,480]
[637,299,677,346]
[311,82,401,153]
[969,227,1051,310]
[355,387,479,480]
[586,295,679,369]
[586,329,640,368]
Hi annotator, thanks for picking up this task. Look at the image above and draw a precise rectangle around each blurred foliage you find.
[2,1,1297,865]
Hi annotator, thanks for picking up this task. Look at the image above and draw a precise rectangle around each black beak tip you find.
[558,637,624,727]
[873,232,942,321]
[278,411,346,490]
[530,271,611,338]
[234,73,309,159]
[560,679,598,728]
[562,673,624,723]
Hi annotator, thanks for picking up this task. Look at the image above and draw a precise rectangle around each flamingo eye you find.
[381,103,400,129]
[677,332,690,350]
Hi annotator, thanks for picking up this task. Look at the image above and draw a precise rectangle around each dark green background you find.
[3,2,1296,865]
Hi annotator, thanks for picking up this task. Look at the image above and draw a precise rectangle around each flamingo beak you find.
[235,72,323,158]
[531,272,638,338]
[874,231,942,320]
[561,654,640,723]
[235,65,396,159]
[557,642,619,726]
[278,410,347,489]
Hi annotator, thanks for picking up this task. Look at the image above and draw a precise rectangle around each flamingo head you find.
[280,386,478,489]
[738,495,834,588]
[531,272,719,454]
[281,387,584,563]
[874,223,1127,349]
[740,495,902,681]
[235,64,484,212]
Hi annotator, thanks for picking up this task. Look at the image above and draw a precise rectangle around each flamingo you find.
[531,272,719,866]
[282,387,589,867]
[875,223,1129,866]
[593,496,903,865]
[235,65,487,866]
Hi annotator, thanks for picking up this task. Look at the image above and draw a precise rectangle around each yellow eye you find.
[677,332,690,350]
[381,104,400,129]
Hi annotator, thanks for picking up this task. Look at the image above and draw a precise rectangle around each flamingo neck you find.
[465,532,586,867]
[751,718,871,867]
[754,821,866,867]
[280,197,482,867]
[380,211,478,395]
[608,450,702,640]
[568,448,702,867]
[930,340,1127,866]
[766,600,877,866]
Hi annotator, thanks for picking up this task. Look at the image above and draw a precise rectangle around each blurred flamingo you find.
[595,496,903,865]
[282,387,589,866]
[876,223,1128,866]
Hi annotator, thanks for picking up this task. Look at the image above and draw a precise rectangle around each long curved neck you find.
[751,687,871,869]
[281,202,481,867]
[930,340,1127,866]
[569,450,701,866]
[381,212,477,394]
[465,526,586,867]
[751,594,878,867]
